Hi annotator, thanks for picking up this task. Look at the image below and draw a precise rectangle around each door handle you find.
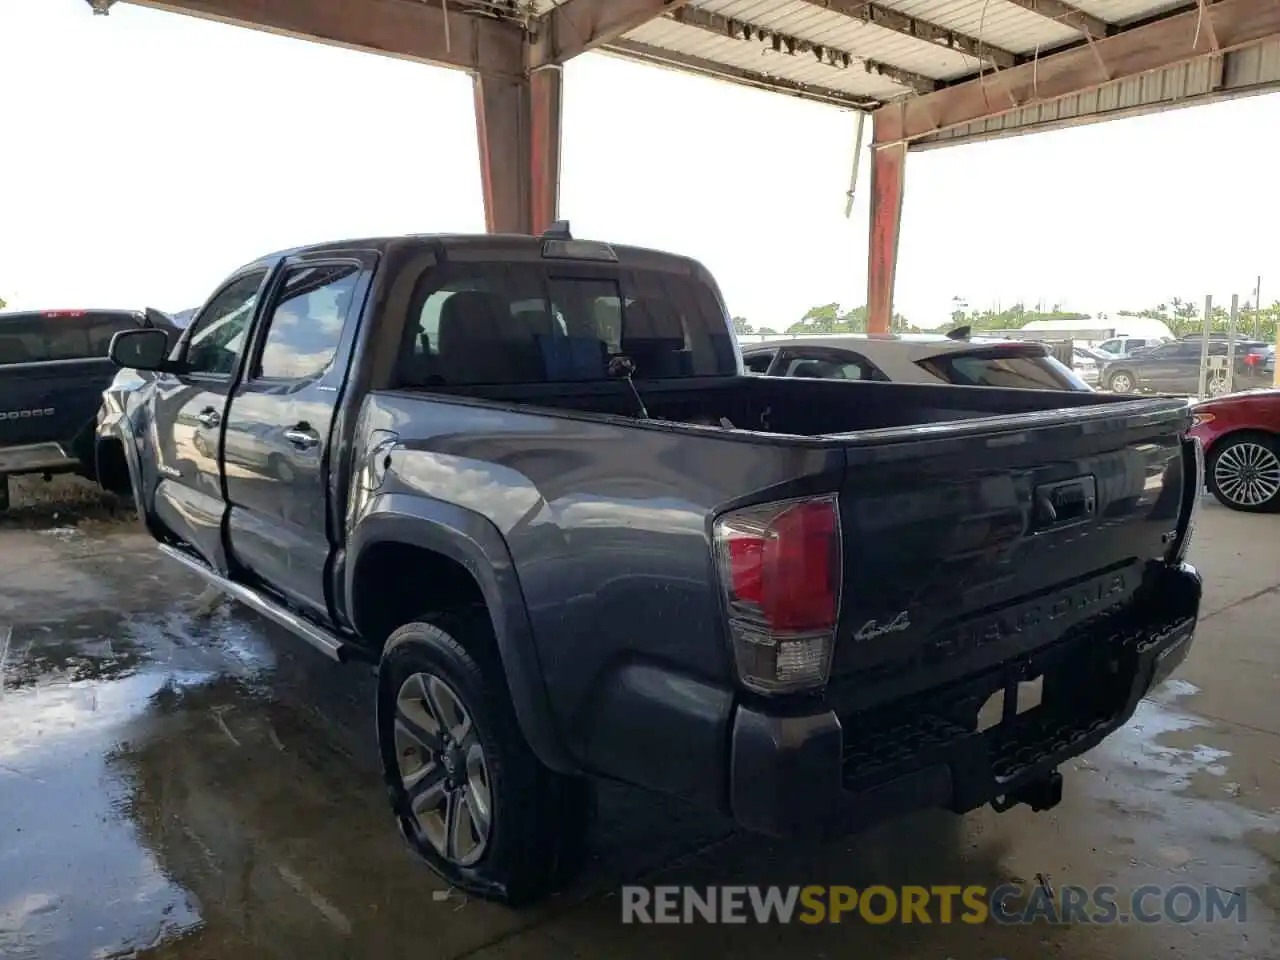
[196,408,221,428]
[284,425,320,449]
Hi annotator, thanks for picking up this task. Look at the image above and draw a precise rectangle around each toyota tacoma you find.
[104,226,1205,904]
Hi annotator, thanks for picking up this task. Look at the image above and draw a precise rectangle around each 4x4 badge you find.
[855,610,911,641]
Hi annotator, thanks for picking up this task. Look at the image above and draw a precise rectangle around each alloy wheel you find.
[394,672,493,866]
[1109,372,1132,393]
[1214,441,1280,508]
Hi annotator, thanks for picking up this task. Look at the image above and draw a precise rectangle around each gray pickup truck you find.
[105,226,1204,905]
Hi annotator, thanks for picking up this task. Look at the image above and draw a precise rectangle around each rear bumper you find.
[0,441,80,476]
[728,561,1201,838]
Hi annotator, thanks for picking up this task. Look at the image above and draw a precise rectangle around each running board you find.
[158,544,349,662]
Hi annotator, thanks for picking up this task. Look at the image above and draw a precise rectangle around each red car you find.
[1189,388,1280,511]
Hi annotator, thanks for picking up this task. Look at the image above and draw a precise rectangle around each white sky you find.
[2,0,1277,329]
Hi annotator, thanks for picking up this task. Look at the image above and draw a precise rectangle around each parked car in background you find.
[740,334,1092,391]
[1189,389,1280,511]
[1095,336,1167,359]
[0,308,178,511]
[169,307,198,328]
[1072,347,1103,387]
[105,228,1200,904]
[1102,338,1273,396]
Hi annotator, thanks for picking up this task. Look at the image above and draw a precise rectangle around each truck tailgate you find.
[1,359,110,458]
[826,397,1194,702]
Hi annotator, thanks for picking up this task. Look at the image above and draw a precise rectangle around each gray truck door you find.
[149,270,268,573]
[222,255,371,621]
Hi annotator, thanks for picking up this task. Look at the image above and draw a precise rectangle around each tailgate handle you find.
[1032,476,1097,533]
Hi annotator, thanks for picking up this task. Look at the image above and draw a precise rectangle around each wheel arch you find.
[347,493,576,774]
[1107,366,1137,386]
[1204,426,1279,463]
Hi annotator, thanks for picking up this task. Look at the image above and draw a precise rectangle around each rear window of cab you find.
[0,311,139,365]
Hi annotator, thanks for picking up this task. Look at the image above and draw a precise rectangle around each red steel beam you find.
[473,69,563,235]
[866,134,906,336]
[126,0,525,78]
[528,68,563,237]
[606,39,880,108]
[877,0,1280,144]
[531,0,694,67]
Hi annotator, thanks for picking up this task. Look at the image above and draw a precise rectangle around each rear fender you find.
[347,493,576,774]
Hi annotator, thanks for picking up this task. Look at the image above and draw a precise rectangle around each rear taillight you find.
[713,495,841,695]
[1244,353,1262,366]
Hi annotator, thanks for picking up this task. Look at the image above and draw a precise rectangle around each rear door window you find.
[400,263,736,386]
[918,348,1089,390]
[253,263,360,380]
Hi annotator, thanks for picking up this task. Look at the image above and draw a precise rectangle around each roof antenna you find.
[947,325,972,341]
[541,220,573,240]
[608,355,650,419]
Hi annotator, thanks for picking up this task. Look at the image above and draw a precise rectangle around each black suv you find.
[0,309,176,510]
[1102,337,1273,396]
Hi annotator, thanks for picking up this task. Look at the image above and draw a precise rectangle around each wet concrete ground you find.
[1,476,1278,959]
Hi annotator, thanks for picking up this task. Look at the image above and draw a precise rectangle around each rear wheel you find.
[377,611,593,905]
[1207,433,1280,512]
[1106,369,1135,394]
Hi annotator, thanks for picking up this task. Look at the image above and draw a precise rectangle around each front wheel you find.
[1106,369,1135,394]
[377,612,594,905]
[1207,434,1280,512]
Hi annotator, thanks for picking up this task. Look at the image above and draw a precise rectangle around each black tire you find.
[1206,432,1280,513]
[377,610,594,905]
[1106,368,1136,394]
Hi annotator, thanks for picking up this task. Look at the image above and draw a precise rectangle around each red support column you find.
[528,67,562,236]
[472,67,562,235]
[866,137,906,335]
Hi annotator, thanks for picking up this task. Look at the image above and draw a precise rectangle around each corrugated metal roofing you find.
[693,0,982,80]
[1061,0,1189,25]
[624,16,917,100]
[914,37,1280,146]
[876,0,1080,55]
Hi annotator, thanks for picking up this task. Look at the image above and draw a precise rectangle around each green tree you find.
[787,302,911,335]
[731,316,753,335]
[757,326,778,336]
[946,301,1088,334]
[0,293,7,309]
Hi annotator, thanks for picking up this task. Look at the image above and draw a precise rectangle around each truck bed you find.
[408,371,1120,437]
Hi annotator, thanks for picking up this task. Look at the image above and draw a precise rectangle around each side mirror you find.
[110,327,172,372]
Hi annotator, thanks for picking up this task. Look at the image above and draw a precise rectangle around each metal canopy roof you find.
[109,0,1280,144]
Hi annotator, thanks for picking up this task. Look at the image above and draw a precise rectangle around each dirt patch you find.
[2,475,133,529]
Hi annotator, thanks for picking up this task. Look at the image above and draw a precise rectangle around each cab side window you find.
[185,272,266,376]
[254,264,359,380]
